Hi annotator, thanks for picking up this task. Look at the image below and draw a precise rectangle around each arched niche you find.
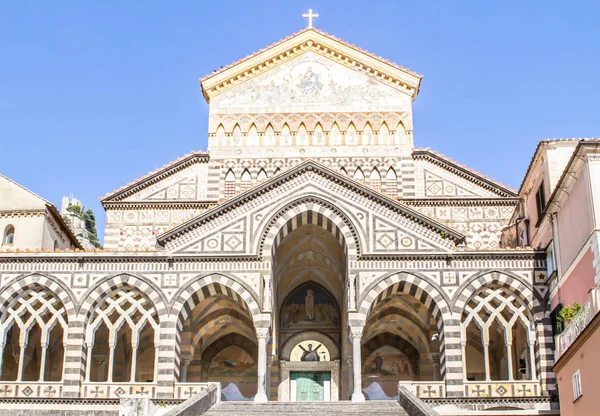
[280,331,340,361]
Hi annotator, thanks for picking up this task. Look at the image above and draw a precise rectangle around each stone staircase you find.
[204,401,409,415]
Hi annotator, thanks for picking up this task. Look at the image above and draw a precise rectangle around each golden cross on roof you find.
[302,8,319,29]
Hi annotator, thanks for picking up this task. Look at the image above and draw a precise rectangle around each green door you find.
[291,371,330,401]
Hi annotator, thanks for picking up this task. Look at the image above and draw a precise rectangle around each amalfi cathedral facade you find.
[0,25,559,414]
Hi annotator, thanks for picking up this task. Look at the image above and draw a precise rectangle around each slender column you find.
[483,343,491,381]
[506,342,514,381]
[461,342,467,380]
[16,342,26,381]
[180,358,191,382]
[255,328,270,403]
[528,340,538,381]
[130,343,138,382]
[429,353,441,381]
[84,344,93,382]
[350,327,365,402]
[348,275,356,311]
[263,275,272,312]
[38,343,48,382]
[107,343,116,383]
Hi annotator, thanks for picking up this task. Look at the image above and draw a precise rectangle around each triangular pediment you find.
[101,152,210,203]
[158,160,464,257]
[413,150,517,198]
[200,29,422,103]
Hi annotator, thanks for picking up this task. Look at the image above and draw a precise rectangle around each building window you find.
[572,369,582,401]
[3,225,15,245]
[535,182,546,219]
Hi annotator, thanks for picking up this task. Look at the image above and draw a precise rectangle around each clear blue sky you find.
[1,1,599,243]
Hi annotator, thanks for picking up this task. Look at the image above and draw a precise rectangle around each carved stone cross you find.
[302,9,319,28]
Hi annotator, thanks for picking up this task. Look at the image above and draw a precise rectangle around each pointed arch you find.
[395,121,407,145]
[240,169,252,192]
[346,123,358,145]
[216,124,226,147]
[273,167,281,176]
[247,124,258,147]
[280,124,291,146]
[369,167,381,192]
[340,166,348,176]
[296,124,308,146]
[362,123,374,145]
[264,124,275,147]
[385,167,398,198]
[257,168,268,182]
[232,124,242,146]
[313,123,325,146]
[224,169,236,198]
[353,167,365,184]
[379,122,390,145]
[329,123,341,146]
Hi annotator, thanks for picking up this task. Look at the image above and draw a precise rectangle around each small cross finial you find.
[302,8,319,29]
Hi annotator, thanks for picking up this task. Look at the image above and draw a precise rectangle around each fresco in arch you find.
[212,52,411,113]
[281,283,339,329]
[207,345,257,401]
[362,345,414,400]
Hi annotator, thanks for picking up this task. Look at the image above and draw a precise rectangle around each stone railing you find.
[555,287,600,360]
[81,382,157,399]
[163,383,220,416]
[173,382,214,400]
[398,381,446,398]
[463,381,540,398]
[0,381,63,398]
[397,385,440,416]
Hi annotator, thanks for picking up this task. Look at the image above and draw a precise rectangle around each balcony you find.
[555,287,600,361]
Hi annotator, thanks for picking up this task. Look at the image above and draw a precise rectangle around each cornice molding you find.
[413,150,517,197]
[101,152,210,203]
[200,29,422,102]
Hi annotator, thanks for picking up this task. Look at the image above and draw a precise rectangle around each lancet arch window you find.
[84,287,160,383]
[369,168,381,193]
[224,169,236,199]
[264,124,275,147]
[0,287,68,382]
[460,283,537,382]
[240,169,252,193]
[353,167,365,184]
[385,168,398,198]
[247,125,259,147]
[257,168,268,183]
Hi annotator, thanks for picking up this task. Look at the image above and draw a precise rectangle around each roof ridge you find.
[0,173,51,206]
[200,28,421,82]
[100,150,209,201]
[413,148,517,194]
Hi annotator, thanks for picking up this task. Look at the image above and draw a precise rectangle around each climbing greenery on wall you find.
[64,204,101,248]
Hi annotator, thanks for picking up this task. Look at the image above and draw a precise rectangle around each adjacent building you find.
[513,140,600,416]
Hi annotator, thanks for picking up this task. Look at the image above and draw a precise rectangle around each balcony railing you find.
[555,287,600,360]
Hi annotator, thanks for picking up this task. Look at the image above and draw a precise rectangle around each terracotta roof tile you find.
[200,28,421,82]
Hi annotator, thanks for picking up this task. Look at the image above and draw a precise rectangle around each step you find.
[204,401,408,415]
